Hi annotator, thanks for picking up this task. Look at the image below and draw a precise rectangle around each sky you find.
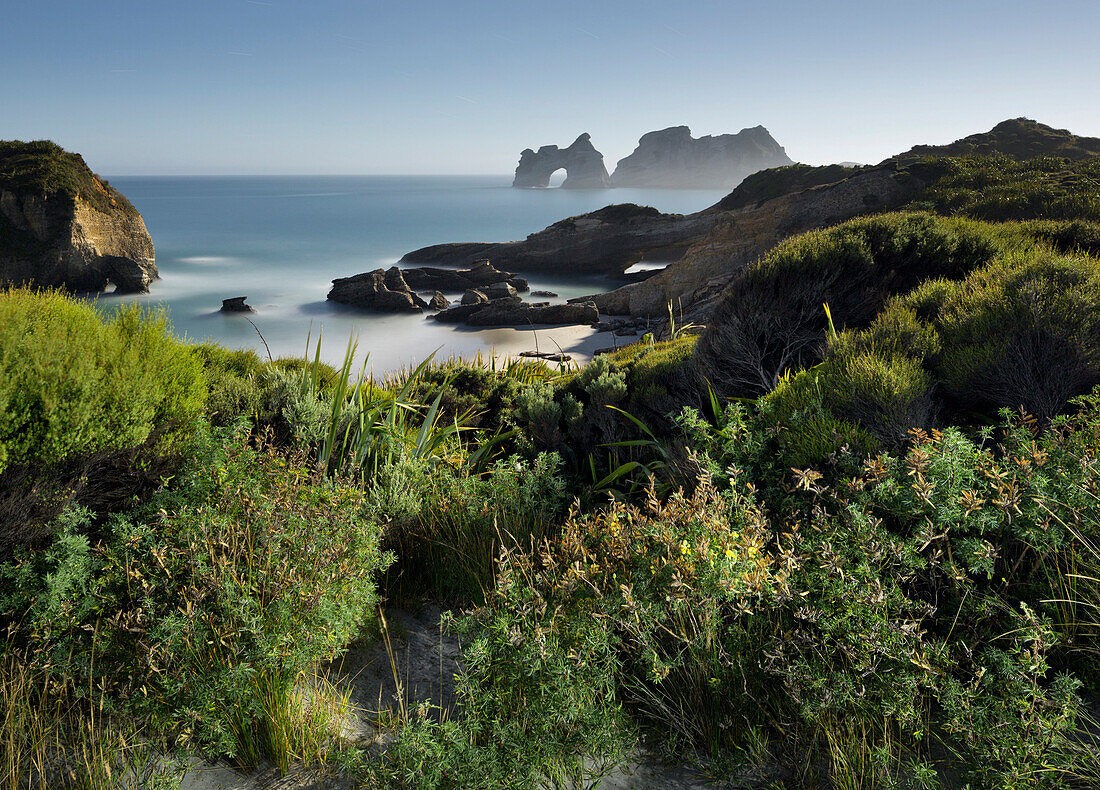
[3,0,1099,175]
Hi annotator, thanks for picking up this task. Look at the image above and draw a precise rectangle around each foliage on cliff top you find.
[898,117,1100,162]
[713,119,1100,219]
[0,139,133,214]
[716,163,862,211]
[902,153,1100,223]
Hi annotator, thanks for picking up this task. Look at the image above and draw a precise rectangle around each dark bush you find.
[919,252,1100,420]
[694,213,1003,398]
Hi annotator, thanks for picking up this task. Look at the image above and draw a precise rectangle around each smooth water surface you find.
[100,176,727,371]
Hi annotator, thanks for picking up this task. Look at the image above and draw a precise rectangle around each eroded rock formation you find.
[328,266,428,312]
[512,133,611,189]
[0,142,156,293]
[610,125,793,189]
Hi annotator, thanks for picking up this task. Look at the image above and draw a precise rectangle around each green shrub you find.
[369,452,567,600]
[760,370,879,468]
[367,603,632,790]
[649,408,1100,786]
[0,290,205,555]
[0,425,391,762]
[0,140,130,213]
[905,154,1100,222]
[603,334,698,422]
[717,163,862,211]
[0,290,205,475]
[190,342,339,428]
[403,357,554,435]
[1022,218,1100,257]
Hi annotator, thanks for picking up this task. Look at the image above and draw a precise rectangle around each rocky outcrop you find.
[513,133,611,189]
[0,141,156,293]
[461,289,489,305]
[899,117,1100,161]
[427,291,450,310]
[400,260,529,293]
[435,296,599,326]
[401,203,720,276]
[611,125,793,189]
[328,266,428,312]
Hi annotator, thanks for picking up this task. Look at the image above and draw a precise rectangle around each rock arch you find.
[512,133,611,189]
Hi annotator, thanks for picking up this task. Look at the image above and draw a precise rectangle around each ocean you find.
[99,176,727,372]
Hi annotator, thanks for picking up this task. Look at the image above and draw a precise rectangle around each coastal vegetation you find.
[3,130,1100,788]
[0,140,129,213]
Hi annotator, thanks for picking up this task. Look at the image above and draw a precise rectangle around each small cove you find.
[96,176,727,371]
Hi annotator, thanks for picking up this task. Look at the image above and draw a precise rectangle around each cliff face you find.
[0,141,156,293]
[610,125,793,189]
[512,133,611,189]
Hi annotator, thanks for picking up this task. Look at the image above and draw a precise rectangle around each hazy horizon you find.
[6,1,1100,176]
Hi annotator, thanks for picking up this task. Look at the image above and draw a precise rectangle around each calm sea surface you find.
[99,176,727,372]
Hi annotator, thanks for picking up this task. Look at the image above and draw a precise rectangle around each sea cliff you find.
[0,140,156,293]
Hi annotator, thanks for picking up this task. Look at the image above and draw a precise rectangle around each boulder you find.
[611,125,793,189]
[461,289,489,305]
[483,281,518,300]
[512,133,611,189]
[427,291,450,310]
[328,266,426,312]
[531,290,558,297]
[220,296,254,313]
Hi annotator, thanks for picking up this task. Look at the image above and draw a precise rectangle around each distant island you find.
[512,125,793,190]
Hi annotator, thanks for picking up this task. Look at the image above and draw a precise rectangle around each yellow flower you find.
[680,540,691,556]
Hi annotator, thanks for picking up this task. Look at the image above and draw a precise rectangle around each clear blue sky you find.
[4,0,1098,175]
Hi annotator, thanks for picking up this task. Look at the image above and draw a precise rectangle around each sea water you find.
[100,176,727,372]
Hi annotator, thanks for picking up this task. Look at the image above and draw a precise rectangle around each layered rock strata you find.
[0,142,156,293]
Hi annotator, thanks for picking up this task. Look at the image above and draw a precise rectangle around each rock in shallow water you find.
[327,266,427,312]
[220,296,254,313]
